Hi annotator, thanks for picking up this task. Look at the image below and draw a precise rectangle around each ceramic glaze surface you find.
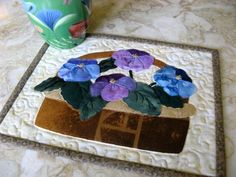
[22,0,91,49]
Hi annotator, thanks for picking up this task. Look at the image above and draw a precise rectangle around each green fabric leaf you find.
[123,82,161,116]
[34,77,65,92]
[61,81,107,120]
[80,96,107,121]
[61,81,91,109]
[99,58,117,73]
[152,86,184,108]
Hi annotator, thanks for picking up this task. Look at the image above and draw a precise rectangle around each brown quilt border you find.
[0,33,225,177]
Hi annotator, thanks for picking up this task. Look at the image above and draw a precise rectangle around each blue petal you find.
[84,64,100,80]
[177,80,197,98]
[153,66,177,86]
[68,58,97,65]
[163,86,179,96]
[70,67,91,82]
[162,78,179,96]
[176,68,192,82]
[36,10,62,30]
[154,76,173,87]
[156,66,177,76]
[58,65,91,82]
[58,63,76,78]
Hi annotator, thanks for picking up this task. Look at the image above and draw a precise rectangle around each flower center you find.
[110,78,116,84]
[132,54,139,58]
[176,75,182,80]
[78,63,84,68]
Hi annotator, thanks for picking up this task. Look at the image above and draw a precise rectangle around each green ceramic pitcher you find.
[22,0,91,49]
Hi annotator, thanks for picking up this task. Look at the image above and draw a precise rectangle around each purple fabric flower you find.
[58,58,100,82]
[112,49,154,72]
[90,74,136,102]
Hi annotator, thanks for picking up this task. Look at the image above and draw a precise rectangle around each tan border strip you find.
[0,34,225,177]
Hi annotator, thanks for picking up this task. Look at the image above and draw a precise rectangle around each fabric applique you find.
[34,49,197,120]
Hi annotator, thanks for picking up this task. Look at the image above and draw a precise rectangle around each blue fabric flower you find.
[58,59,100,82]
[153,66,197,98]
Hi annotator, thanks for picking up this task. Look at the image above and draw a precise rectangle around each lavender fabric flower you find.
[58,58,100,82]
[153,66,197,98]
[90,74,136,101]
[112,49,154,72]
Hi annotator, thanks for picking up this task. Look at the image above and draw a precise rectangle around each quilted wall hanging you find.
[0,34,225,177]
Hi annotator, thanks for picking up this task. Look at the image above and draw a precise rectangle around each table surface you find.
[0,0,235,177]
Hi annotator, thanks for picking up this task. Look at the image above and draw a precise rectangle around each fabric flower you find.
[153,66,197,98]
[112,49,154,72]
[90,74,136,102]
[58,58,100,82]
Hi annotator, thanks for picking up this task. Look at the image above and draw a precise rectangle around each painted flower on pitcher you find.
[90,74,136,102]
[58,58,100,82]
[36,10,62,30]
[112,49,154,72]
[153,66,197,98]
[69,20,88,38]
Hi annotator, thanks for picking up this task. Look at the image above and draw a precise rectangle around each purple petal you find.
[95,75,110,83]
[114,57,133,70]
[116,76,136,91]
[112,50,133,61]
[112,49,154,72]
[136,55,154,69]
[112,50,134,70]
[127,49,150,56]
[90,81,108,96]
[127,55,154,72]
[96,74,125,82]
[101,84,129,102]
